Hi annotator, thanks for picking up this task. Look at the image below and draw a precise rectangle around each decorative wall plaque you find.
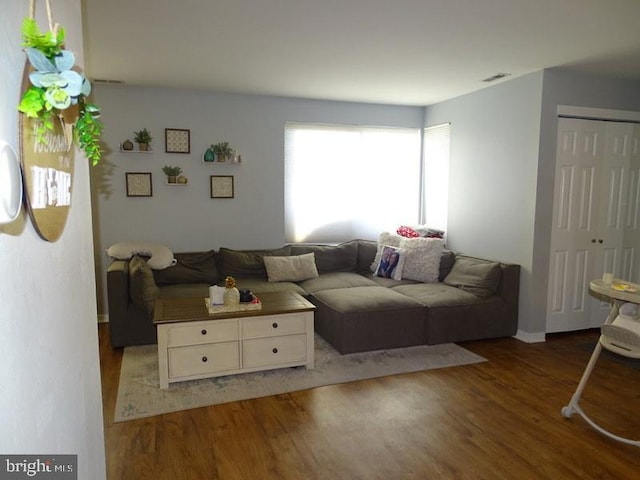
[19,63,74,242]
[126,172,153,197]
[165,128,190,153]
[210,175,234,198]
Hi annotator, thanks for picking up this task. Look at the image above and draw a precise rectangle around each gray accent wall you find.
[531,69,640,337]
[424,72,544,338]
[425,69,640,338]
[91,85,423,315]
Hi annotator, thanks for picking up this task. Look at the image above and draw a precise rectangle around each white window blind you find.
[285,123,421,243]
[422,123,450,233]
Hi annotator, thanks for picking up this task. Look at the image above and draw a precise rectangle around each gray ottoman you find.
[310,286,426,354]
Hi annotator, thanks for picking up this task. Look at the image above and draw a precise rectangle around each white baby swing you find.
[562,280,640,447]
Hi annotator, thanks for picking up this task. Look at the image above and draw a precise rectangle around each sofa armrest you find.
[107,259,130,319]
[107,259,158,347]
[497,262,520,318]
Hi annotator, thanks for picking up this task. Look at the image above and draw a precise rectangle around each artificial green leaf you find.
[17,87,46,117]
[21,19,63,58]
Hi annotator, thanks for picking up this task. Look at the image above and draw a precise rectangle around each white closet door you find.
[589,122,633,326]
[621,125,640,284]
[547,118,604,332]
[547,119,635,333]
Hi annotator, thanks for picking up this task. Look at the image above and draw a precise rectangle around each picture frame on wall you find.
[126,172,153,197]
[210,175,234,199]
[165,128,191,154]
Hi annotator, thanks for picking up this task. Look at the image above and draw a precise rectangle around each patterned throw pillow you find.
[373,245,406,280]
[396,225,420,238]
[370,232,402,272]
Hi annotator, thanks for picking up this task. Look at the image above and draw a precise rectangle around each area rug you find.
[114,335,486,422]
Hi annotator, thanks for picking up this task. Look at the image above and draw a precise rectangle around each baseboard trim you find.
[514,330,546,343]
[98,314,109,324]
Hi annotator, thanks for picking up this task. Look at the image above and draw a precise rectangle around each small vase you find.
[203,148,215,162]
[224,287,240,306]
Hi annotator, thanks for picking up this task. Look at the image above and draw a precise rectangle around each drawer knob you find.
[272,348,278,354]
[272,322,278,329]
[201,329,207,335]
[202,356,208,362]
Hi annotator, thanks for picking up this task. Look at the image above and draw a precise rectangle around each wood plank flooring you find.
[99,324,640,479]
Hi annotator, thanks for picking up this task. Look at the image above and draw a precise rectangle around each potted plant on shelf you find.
[134,128,153,151]
[162,165,182,183]
[17,18,103,165]
[211,141,233,162]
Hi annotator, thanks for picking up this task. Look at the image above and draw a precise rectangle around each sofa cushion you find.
[439,250,456,281]
[392,282,488,307]
[444,256,501,297]
[264,253,319,282]
[399,237,444,283]
[153,250,219,285]
[356,239,378,272]
[232,278,307,296]
[312,286,426,354]
[290,240,358,273]
[128,255,159,314]
[299,272,378,295]
[313,285,424,313]
[218,246,291,279]
[362,272,419,288]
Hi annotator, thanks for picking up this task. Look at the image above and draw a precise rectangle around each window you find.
[422,123,450,233]
[285,123,421,243]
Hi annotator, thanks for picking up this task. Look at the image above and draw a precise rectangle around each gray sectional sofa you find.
[106,239,520,352]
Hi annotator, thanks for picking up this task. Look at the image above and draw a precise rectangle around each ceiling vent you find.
[482,73,511,83]
[92,78,124,84]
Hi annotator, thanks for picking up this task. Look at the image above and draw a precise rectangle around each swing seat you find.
[600,313,640,359]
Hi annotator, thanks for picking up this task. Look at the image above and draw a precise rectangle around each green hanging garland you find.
[17,17,103,165]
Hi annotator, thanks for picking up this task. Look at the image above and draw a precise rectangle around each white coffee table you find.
[153,291,315,389]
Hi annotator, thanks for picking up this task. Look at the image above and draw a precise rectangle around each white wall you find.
[424,72,544,337]
[0,1,106,478]
[92,84,423,314]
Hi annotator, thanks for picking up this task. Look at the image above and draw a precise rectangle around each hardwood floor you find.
[99,324,640,479]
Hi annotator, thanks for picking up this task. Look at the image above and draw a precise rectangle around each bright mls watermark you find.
[0,455,76,479]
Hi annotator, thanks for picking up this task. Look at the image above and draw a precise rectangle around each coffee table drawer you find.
[167,319,238,347]
[243,334,307,368]
[242,313,307,339]
[168,342,240,378]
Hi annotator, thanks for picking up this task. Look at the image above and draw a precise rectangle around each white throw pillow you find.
[370,232,402,272]
[107,242,176,270]
[399,237,444,283]
[264,253,319,282]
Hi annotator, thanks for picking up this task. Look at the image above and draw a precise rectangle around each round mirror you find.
[0,140,23,224]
